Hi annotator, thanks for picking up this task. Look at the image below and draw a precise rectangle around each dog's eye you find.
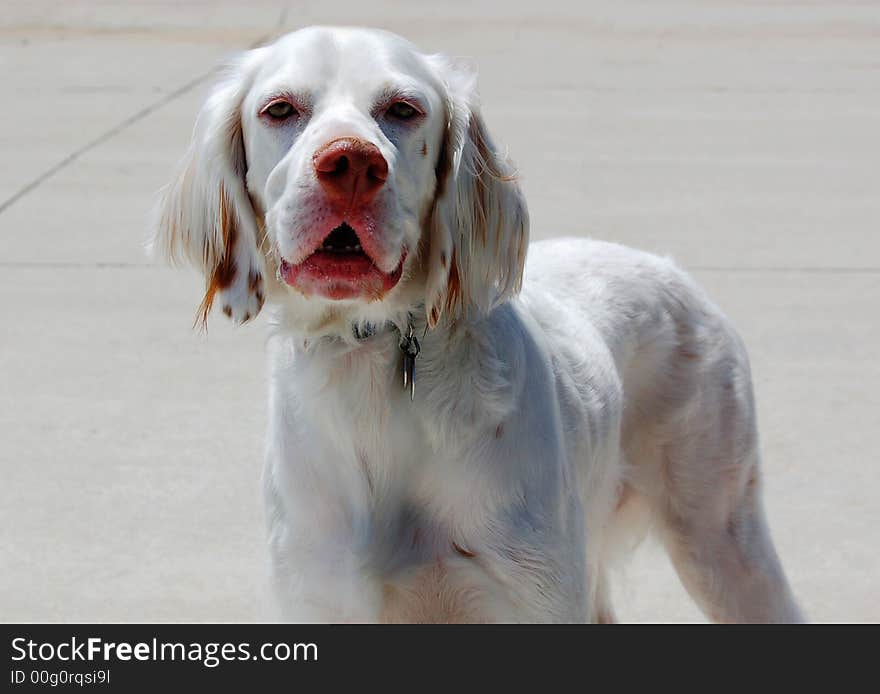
[262,100,297,121]
[387,101,418,120]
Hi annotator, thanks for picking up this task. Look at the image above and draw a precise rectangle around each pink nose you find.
[313,137,388,207]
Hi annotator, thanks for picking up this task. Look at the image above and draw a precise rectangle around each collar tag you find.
[399,322,421,401]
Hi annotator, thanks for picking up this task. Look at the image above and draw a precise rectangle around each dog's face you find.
[244,28,446,303]
[152,27,528,333]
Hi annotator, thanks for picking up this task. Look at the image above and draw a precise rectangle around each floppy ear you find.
[150,49,268,326]
[424,58,529,329]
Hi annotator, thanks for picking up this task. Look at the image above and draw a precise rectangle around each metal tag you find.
[399,323,421,401]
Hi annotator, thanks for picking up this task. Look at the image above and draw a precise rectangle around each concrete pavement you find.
[1,1,878,622]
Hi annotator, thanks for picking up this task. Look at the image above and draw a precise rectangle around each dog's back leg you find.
[652,416,804,623]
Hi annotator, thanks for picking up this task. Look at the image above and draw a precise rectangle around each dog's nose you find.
[313,137,388,207]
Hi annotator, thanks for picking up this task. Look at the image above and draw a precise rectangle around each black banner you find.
[0,623,866,690]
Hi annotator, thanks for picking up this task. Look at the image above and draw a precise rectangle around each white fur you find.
[153,27,804,623]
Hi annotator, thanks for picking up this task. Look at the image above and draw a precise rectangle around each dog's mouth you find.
[279,222,405,300]
[315,222,366,257]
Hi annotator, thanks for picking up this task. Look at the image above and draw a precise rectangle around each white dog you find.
[152,26,804,622]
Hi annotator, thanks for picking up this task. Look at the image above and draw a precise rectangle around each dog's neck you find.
[268,300,432,399]
[353,313,422,400]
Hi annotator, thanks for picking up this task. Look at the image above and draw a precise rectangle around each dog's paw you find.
[218,267,265,325]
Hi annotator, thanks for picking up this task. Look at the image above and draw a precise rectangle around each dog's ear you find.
[423,57,529,329]
[150,49,268,326]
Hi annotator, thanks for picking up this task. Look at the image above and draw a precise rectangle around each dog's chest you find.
[316,340,488,508]
[291,336,506,620]
[338,379,489,600]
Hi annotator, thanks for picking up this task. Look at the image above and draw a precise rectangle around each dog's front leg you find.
[471,490,591,623]
[263,448,382,623]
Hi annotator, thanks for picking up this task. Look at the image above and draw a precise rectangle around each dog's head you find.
[152,27,528,334]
